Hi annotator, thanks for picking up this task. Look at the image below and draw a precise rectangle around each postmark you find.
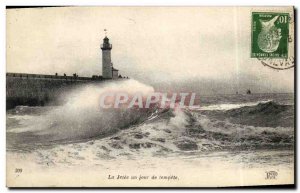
[251,12,294,70]
[258,56,294,70]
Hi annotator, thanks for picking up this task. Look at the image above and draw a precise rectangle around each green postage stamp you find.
[251,12,289,58]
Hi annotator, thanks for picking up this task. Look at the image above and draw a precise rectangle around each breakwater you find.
[6,73,106,109]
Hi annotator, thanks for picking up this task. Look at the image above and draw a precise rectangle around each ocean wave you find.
[190,100,273,111]
[200,101,294,128]
[6,80,157,149]
[7,102,294,154]
[63,107,293,159]
[6,81,294,155]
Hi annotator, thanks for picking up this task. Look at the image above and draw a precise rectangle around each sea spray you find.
[8,79,156,143]
[7,91,294,152]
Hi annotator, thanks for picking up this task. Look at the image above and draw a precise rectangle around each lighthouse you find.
[101,35,113,79]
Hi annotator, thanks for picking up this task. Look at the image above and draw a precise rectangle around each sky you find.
[6,7,294,94]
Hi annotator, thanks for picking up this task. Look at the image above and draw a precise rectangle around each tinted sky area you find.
[7,7,294,94]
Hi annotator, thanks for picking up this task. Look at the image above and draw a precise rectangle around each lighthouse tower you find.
[101,35,113,79]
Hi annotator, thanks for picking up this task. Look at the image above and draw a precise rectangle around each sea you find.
[6,79,294,186]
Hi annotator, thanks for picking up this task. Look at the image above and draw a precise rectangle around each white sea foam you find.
[7,80,155,141]
[189,100,273,111]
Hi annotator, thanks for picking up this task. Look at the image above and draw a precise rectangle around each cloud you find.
[6,7,294,93]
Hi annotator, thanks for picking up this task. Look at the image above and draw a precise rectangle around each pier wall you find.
[6,73,105,109]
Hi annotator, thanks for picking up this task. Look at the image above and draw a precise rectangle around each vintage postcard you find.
[6,6,295,187]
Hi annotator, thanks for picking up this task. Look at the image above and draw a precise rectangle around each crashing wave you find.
[200,101,294,128]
